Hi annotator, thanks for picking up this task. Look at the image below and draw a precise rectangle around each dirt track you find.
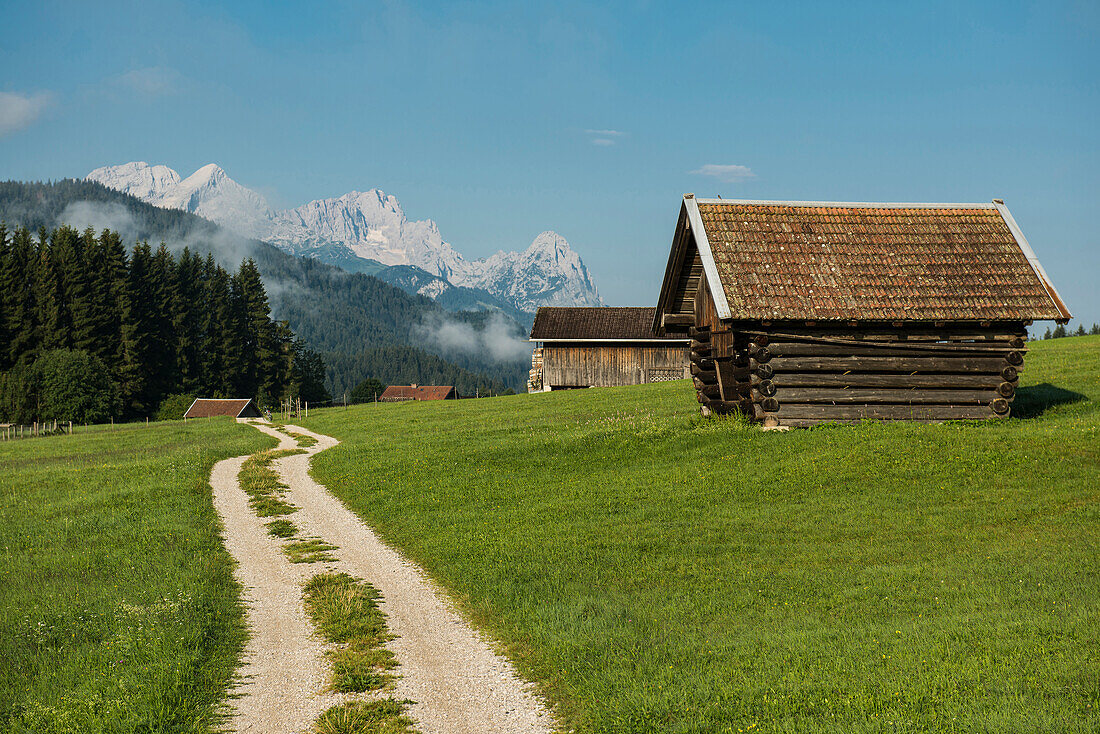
[210,421,554,733]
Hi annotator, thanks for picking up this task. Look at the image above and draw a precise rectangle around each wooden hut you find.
[184,398,262,419]
[379,385,458,402]
[529,307,689,391]
[654,195,1071,427]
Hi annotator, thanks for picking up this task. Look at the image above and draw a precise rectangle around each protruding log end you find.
[758,380,777,397]
[762,414,780,428]
[1001,365,1018,382]
[761,397,780,413]
[996,382,1015,398]
[1005,351,1024,366]
[991,397,1011,415]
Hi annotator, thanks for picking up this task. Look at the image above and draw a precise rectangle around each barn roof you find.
[380,385,457,401]
[656,196,1071,330]
[184,398,257,418]
[531,307,685,341]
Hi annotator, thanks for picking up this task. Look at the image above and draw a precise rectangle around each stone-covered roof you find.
[379,385,457,401]
[184,398,258,418]
[530,307,683,341]
[673,198,1070,323]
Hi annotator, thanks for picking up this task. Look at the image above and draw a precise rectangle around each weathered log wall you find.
[541,343,689,388]
[690,318,1027,426]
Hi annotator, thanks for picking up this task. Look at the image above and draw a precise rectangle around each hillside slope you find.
[0,180,528,394]
[298,336,1100,732]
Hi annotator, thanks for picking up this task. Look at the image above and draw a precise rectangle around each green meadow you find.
[0,418,275,733]
[299,336,1100,733]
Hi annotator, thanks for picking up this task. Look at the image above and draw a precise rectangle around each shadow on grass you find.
[1013,383,1088,418]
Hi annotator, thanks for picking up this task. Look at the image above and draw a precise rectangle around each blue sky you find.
[2,0,1097,324]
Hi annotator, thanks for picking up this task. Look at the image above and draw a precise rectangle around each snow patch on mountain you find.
[456,231,601,311]
[87,161,180,202]
[86,161,602,310]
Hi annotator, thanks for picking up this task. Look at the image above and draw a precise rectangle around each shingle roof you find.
[687,199,1070,322]
[379,385,456,401]
[530,307,683,340]
[184,398,256,418]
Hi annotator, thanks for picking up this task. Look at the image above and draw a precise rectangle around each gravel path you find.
[211,420,556,734]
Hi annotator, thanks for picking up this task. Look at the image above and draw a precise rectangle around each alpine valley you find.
[86,162,602,314]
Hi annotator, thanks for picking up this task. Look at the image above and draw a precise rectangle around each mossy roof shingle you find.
[689,200,1070,322]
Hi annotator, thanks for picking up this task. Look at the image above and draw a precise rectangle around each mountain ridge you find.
[87,161,602,312]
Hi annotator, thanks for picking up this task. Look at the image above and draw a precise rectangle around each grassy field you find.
[0,418,275,733]
[299,336,1100,733]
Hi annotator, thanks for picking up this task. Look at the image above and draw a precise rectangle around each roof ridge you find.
[694,198,998,209]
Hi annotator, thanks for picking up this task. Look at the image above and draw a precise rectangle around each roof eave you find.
[652,201,690,336]
[684,195,732,320]
[993,200,1072,323]
[530,338,690,344]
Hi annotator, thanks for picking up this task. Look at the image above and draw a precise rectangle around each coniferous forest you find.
[0,223,329,424]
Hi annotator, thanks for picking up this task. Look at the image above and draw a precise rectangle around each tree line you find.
[1039,323,1099,340]
[0,223,329,424]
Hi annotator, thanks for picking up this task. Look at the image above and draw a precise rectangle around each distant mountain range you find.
[0,179,531,395]
[87,162,602,312]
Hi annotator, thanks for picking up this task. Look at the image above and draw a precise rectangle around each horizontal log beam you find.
[693,381,721,398]
[663,313,694,327]
[766,372,1016,389]
[774,404,1000,420]
[768,355,1012,374]
[763,342,1028,358]
[740,330,1027,349]
[778,416,1007,427]
[690,364,717,383]
[698,396,753,414]
[766,388,1003,404]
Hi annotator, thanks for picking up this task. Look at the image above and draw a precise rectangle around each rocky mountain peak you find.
[87,161,602,312]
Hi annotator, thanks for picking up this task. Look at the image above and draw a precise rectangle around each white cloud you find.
[112,66,184,95]
[58,201,138,240]
[414,311,531,363]
[584,128,625,146]
[690,164,756,183]
[0,91,52,137]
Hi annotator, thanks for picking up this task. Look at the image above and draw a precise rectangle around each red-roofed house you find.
[184,398,262,419]
[379,385,458,402]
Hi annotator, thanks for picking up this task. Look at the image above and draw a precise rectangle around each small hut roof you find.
[531,307,684,341]
[184,398,257,418]
[656,196,1071,328]
[380,385,456,401]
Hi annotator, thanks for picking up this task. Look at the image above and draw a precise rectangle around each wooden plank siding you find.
[541,343,690,388]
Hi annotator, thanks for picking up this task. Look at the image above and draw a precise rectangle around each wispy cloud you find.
[111,66,184,95]
[690,164,755,183]
[0,91,53,137]
[584,128,625,146]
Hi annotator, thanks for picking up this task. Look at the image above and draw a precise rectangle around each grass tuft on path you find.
[0,417,276,733]
[298,335,1100,733]
[313,700,416,734]
[285,538,339,564]
[238,448,304,516]
[266,518,298,538]
[303,573,398,692]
